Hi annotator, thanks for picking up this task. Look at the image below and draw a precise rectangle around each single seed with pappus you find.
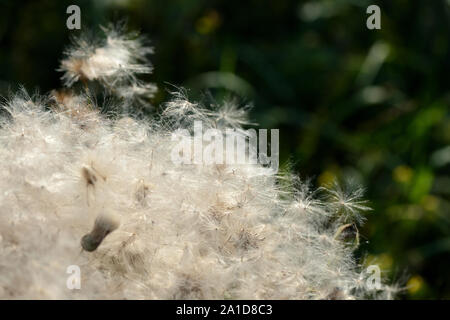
[81,214,119,252]
[82,167,97,186]
[81,164,106,206]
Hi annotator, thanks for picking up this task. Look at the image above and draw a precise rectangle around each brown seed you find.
[82,167,97,186]
[81,215,119,252]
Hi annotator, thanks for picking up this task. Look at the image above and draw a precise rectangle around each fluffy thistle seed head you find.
[0,24,396,299]
[59,24,156,111]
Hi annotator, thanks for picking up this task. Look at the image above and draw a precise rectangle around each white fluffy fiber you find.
[0,25,392,299]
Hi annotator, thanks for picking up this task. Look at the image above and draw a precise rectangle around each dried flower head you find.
[0,24,395,300]
[59,24,156,110]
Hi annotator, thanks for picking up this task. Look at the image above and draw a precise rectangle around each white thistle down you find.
[321,181,372,225]
[0,25,393,299]
[59,24,156,110]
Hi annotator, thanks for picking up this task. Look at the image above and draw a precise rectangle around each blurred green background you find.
[1,0,449,299]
